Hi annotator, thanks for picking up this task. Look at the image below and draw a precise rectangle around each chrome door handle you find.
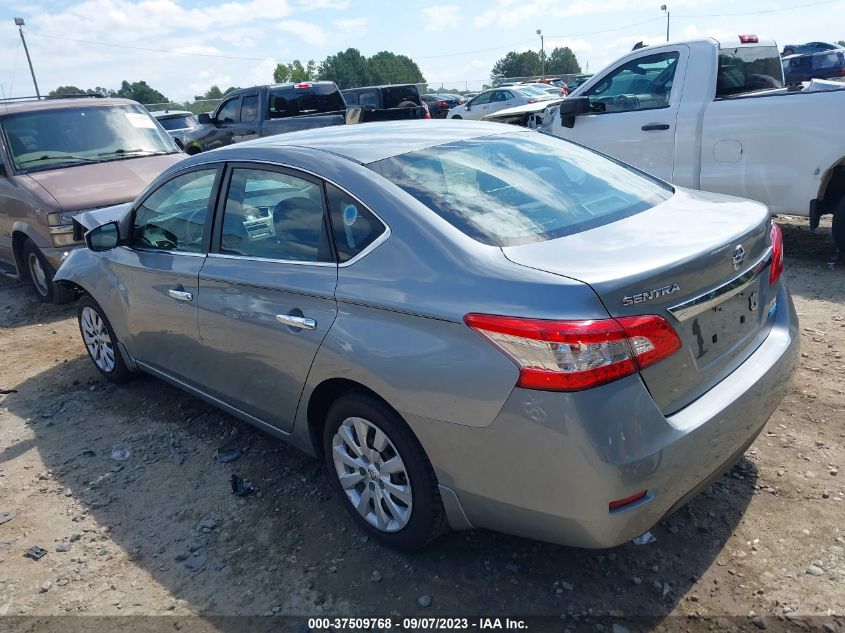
[275,314,316,330]
[167,289,193,302]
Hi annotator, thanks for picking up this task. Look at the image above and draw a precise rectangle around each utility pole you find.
[660,5,670,42]
[536,29,545,77]
[15,18,40,99]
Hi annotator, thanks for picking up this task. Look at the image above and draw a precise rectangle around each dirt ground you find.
[0,216,843,632]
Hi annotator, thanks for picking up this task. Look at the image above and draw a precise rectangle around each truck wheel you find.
[451,115,462,120]
[22,239,75,304]
[833,197,845,255]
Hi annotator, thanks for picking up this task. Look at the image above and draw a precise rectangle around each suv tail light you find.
[464,314,681,391]
[738,34,758,44]
[769,222,784,285]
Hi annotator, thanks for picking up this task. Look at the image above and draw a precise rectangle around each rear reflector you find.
[769,222,784,285]
[464,314,681,391]
[738,34,758,43]
[609,490,648,511]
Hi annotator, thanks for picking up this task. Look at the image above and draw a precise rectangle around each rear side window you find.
[220,168,331,262]
[326,183,386,262]
[368,133,671,247]
[241,95,258,122]
[717,46,784,97]
[269,84,346,118]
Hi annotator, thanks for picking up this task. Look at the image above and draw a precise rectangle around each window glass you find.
[157,115,198,131]
[381,85,420,108]
[326,183,386,263]
[717,46,784,97]
[220,169,330,262]
[358,91,380,108]
[470,91,493,105]
[368,132,671,247]
[133,170,216,252]
[217,98,240,123]
[342,91,359,105]
[585,52,679,113]
[241,95,258,122]
[269,84,346,118]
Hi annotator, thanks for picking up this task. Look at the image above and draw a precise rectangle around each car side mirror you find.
[559,96,590,128]
[465,103,472,111]
[345,107,363,125]
[197,112,212,124]
[86,222,120,252]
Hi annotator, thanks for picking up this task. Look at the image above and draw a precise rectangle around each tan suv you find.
[0,96,184,302]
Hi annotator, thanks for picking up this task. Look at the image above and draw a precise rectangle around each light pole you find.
[15,18,41,99]
[536,29,545,77]
[660,5,670,42]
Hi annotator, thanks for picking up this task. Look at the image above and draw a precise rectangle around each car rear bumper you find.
[407,282,799,548]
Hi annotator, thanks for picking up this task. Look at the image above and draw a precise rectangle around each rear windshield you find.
[157,115,198,131]
[2,104,176,173]
[368,132,672,247]
[269,84,346,118]
[380,85,421,108]
[717,45,784,97]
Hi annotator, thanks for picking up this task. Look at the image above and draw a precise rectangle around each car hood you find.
[483,99,563,122]
[73,202,132,233]
[26,153,184,213]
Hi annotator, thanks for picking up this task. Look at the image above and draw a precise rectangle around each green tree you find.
[491,50,542,81]
[223,86,240,95]
[274,59,317,83]
[204,85,224,99]
[368,51,426,85]
[838,40,845,47]
[317,48,372,88]
[49,85,85,96]
[114,80,168,105]
[546,46,581,75]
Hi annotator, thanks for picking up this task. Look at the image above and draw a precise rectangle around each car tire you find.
[452,115,462,119]
[833,196,845,255]
[77,295,132,383]
[323,391,446,551]
[22,239,75,304]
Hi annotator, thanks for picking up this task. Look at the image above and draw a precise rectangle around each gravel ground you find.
[0,216,843,632]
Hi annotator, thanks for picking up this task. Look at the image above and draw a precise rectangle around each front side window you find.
[325,183,386,263]
[470,91,493,105]
[369,132,671,247]
[585,52,679,113]
[2,105,176,173]
[717,46,784,97]
[132,169,216,253]
[216,98,240,123]
[241,95,258,122]
[219,168,331,262]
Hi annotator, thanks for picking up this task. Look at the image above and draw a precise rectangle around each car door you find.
[106,166,220,382]
[233,93,260,142]
[559,48,687,182]
[207,96,241,149]
[486,90,517,115]
[464,90,494,120]
[195,164,339,432]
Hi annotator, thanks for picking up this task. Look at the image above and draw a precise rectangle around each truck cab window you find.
[216,98,241,123]
[717,46,784,97]
[585,52,679,113]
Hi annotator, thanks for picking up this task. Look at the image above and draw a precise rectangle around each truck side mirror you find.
[197,112,212,124]
[85,222,120,252]
[559,97,590,128]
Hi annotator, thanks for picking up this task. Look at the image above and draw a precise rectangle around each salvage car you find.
[0,96,183,302]
[150,109,199,149]
[57,120,798,551]
[448,87,556,120]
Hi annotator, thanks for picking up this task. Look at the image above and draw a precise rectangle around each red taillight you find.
[464,314,681,392]
[435,101,448,108]
[294,82,312,89]
[769,222,784,285]
[738,34,758,44]
[609,490,648,511]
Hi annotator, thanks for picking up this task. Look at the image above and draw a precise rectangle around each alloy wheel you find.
[27,252,49,297]
[331,416,413,532]
[80,306,116,373]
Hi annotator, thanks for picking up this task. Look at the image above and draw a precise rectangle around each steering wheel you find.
[613,94,640,110]
[182,208,206,245]
[139,224,179,250]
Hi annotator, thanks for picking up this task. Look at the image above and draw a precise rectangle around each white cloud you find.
[305,0,351,8]
[421,5,461,31]
[333,17,368,38]
[278,19,330,46]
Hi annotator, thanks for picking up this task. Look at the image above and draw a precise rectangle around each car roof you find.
[223,119,518,164]
[0,97,142,115]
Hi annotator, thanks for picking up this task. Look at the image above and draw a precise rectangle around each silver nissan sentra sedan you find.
[55,120,799,551]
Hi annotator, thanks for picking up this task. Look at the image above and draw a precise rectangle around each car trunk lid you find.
[502,188,777,414]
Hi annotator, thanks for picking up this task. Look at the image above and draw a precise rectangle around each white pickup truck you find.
[487,36,845,253]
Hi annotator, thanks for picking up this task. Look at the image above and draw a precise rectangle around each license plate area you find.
[681,281,764,368]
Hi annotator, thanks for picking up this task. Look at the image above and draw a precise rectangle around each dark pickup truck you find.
[341,84,429,122]
[182,81,347,154]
